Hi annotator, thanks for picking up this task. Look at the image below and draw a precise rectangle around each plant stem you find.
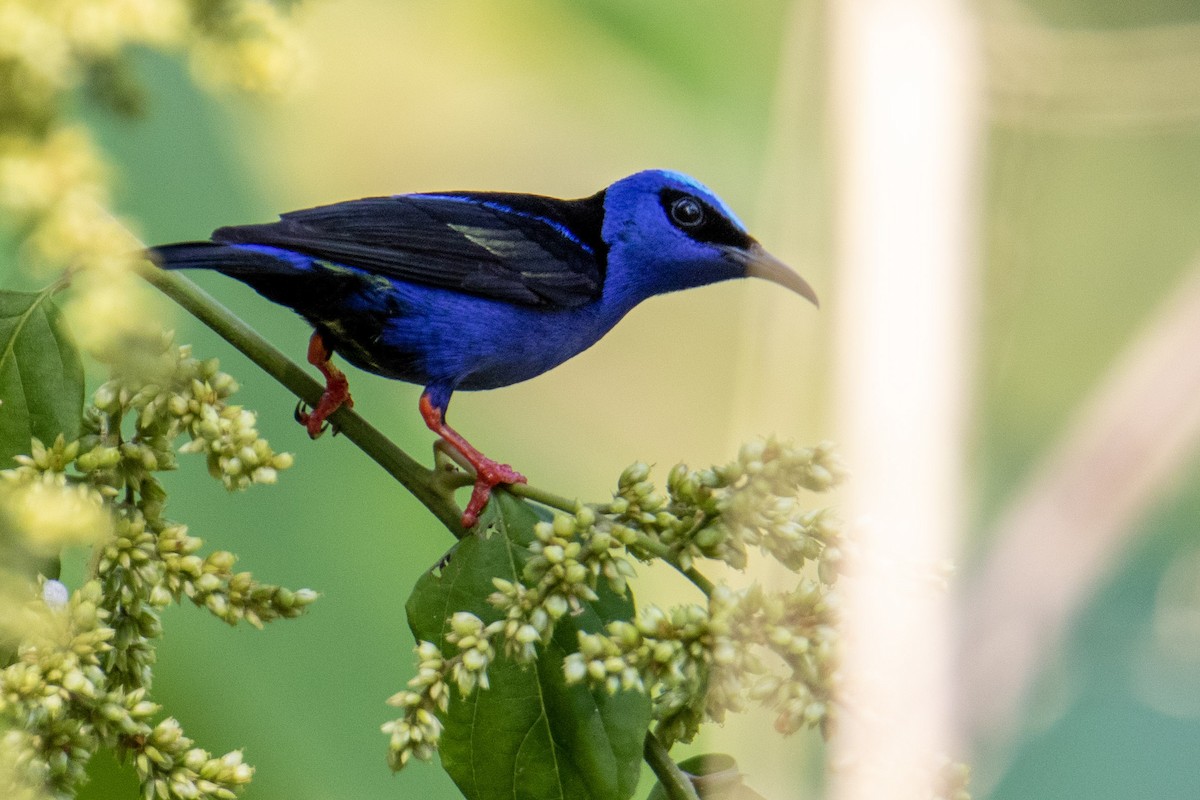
[136,262,466,536]
[633,535,716,595]
[509,481,716,594]
[142,262,726,796]
[507,482,579,514]
[138,262,722,599]
[643,732,700,800]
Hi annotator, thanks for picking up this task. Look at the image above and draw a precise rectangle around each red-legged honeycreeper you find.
[149,169,818,527]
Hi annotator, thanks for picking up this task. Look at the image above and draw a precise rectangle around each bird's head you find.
[599,169,818,310]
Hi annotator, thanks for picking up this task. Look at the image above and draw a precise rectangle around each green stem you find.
[643,732,700,800]
[136,262,466,536]
[141,262,723,795]
[508,482,715,594]
[507,482,579,514]
[138,261,721,600]
[633,535,716,595]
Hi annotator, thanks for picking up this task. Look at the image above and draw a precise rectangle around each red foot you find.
[295,332,354,439]
[420,392,526,528]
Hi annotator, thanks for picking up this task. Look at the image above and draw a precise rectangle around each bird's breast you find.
[357,280,623,391]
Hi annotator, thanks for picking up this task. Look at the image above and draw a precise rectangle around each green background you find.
[6,0,1200,797]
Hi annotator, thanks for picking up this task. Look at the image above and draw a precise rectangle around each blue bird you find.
[150,169,818,526]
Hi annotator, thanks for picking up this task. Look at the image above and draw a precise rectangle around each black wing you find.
[211,190,608,308]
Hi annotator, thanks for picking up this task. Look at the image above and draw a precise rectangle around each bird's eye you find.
[670,196,705,228]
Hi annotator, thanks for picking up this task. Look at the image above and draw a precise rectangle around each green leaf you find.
[0,287,84,464]
[0,286,78,582]
[407,492,651,800]
[647,754,769,800]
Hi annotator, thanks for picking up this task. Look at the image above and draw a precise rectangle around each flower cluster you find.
[382,642,449,771]
[609,437,846,572]
[563,578,839,747]
[0,0,300,351]
[0,337,312,799]
[718,440,845,574]
[559,441,845,745]
[0,581,255,800]
[1,581,121,798]
[388,437,849,765]
[90,331,293,491]
[91,508,316,693]
[0,4,308,796]
[383,508,643,771]
[0,438,113,567]
[565,602,712,745]
[442,613,495,697]
[488,508,638,663]
[710,581,838,736]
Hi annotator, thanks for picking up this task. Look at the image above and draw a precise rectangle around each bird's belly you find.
[332,282,616,391]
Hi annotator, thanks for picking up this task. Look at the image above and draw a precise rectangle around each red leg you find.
[295,332,354,439]
[420,392,525,528]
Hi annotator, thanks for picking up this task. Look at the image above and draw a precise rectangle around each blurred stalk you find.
[826,0,982,797]
[957,263,1200,752]
[644,733,703,800]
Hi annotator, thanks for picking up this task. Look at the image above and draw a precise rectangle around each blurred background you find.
[4,0,1200,797]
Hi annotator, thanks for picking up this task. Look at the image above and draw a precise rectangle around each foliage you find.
[1,5,307,793]
[398,493,650,800]
[0,320,312,799]
[0,0,298,352]
[0,285,84,465]
[385,441,848,800]
[0,285,863,800]
[0,2,976,800]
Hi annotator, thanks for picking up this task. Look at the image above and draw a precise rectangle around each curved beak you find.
[729,242,819,308]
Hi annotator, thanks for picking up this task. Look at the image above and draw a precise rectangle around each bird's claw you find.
[419,392,526,529]
[460,461,527,529]
[293,400,331,439]
[477,460,526,488]
[296,333,354,440]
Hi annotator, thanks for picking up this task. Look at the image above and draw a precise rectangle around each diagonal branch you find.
[138,258,729,793]
[134,260,468,536]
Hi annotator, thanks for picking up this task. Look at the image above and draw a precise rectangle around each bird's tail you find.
[147,242,305,276]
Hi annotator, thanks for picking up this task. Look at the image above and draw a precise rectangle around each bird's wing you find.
[211,191,607,308]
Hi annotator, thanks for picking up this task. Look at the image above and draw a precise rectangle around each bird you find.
[149,169,818,528]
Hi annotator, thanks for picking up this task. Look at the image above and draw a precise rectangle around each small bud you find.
[543,594,568,620]
[552,514,574,538]
[42,580,70,609]
[563,655,587,684]
[619,462,651,488]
